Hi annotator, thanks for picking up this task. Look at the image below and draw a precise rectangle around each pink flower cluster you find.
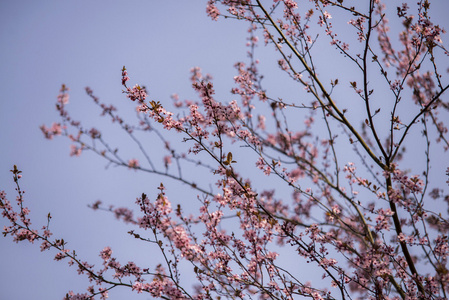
[40,122,63,140]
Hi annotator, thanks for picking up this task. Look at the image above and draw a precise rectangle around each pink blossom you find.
[69,145,82,157]
[127,159,139,169]
[40,123,62,140]
[126,84,147,102]
[99,246,112,261]
[121,66,129,86]
[163,155,172,168]
[206,0,220,21]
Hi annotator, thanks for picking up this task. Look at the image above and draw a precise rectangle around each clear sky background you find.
[1,1,449,299]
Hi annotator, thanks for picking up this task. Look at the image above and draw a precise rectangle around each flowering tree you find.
[2,0,449,299]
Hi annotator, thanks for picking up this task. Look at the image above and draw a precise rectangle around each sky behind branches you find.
[0,1,251,298]
[1,1,449,299]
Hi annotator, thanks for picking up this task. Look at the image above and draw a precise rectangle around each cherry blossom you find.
[2,1,449,299]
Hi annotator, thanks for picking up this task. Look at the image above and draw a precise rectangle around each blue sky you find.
[1,1,449,299]
[0,1,252,298]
